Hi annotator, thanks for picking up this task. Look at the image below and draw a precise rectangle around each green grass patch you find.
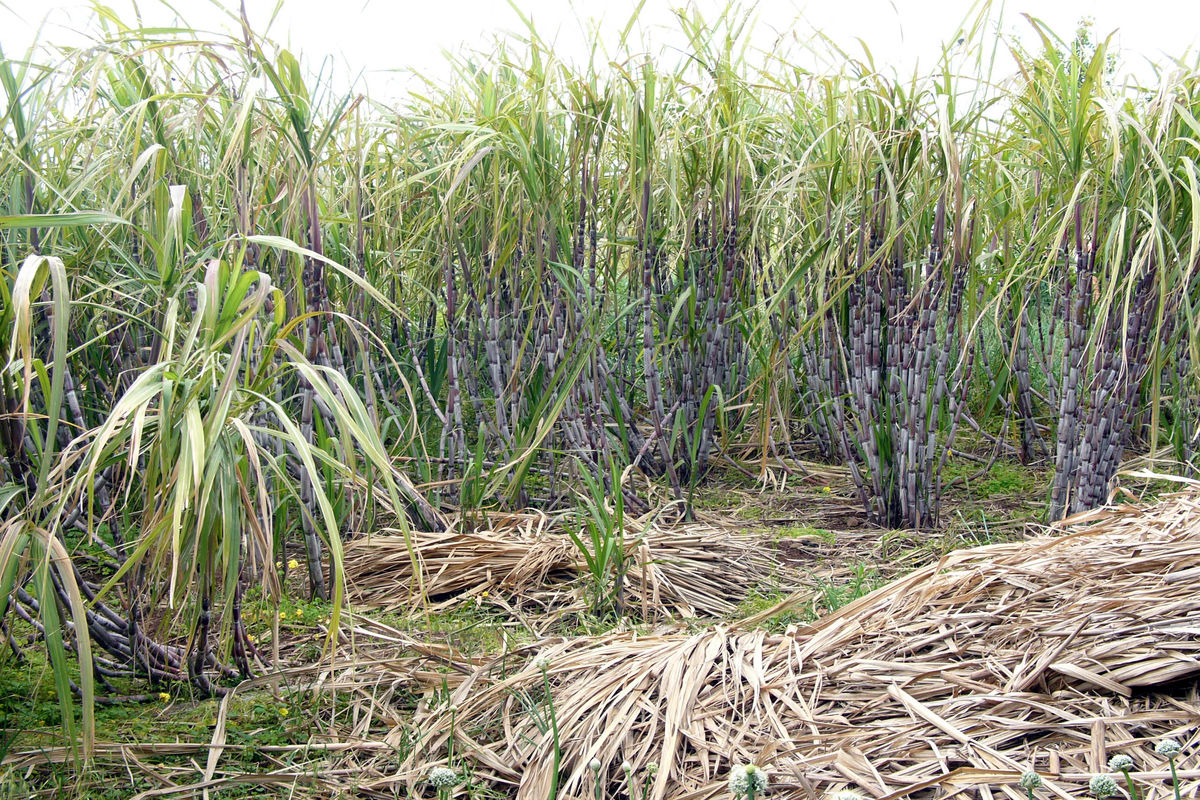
[814,564,884,614]
[942,458,1046,499]
[733,586,807,632]
[774,524,835,543]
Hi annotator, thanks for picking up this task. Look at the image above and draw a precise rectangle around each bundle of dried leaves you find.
[343,512,782,620]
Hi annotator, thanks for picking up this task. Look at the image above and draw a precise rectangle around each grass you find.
[399,603,537,656]
[976,463,1044,498]
[733,561,883,631]
[0,650,311,797]
[942,459,1047,499]
[733,586,807,632]
[813,564,886,614]
[689,485,769,520]
[774,524,836,543]
[0,636,405,798]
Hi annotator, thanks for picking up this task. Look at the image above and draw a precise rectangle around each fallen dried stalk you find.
[380,493,1200,800]
[344,513,783,620]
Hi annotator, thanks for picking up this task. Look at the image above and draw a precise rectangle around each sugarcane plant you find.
[4,0,1200,757]
[784,62,988,529]
[1007,20,1195,520]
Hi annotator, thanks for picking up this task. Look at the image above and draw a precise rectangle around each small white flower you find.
[589,758,602,772]
[534,653,551,671]
[1156,739,1182,758]
[829,792,863,800]
[428,766,458,788]
[728,764,768,797]
[621,761,633,774]
[1108,754,1134,772]
[729,765,749,796]
[1089,775,1119,799]
[1018,772,1042,790]
[646,762,659,776]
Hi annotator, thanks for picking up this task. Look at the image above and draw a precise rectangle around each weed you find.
[774,525,835,544]
[814,565,884,614]
[571,459,631,618]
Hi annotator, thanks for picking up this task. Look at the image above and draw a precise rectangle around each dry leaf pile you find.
[378,495,1200,800]
[343,513,781,619]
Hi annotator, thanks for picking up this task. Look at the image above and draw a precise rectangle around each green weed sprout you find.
[590,757,603,800]
[537,654,561,800]
[642,762,659,800]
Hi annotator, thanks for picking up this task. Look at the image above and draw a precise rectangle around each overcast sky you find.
[4,0,1200,97]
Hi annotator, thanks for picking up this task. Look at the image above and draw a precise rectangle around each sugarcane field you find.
[3,0,1200,797]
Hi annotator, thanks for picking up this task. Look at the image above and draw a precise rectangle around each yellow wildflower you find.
[279,611,287,620]
[821,486,832,494]
[158,692,170,703]
[279,707,289,718]
[287,558,299,570]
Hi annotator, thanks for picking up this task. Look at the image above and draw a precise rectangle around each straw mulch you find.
[379,493,1200,800]
[343,513,782,620]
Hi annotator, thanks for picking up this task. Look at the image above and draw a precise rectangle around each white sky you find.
[4,0,1200,98]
